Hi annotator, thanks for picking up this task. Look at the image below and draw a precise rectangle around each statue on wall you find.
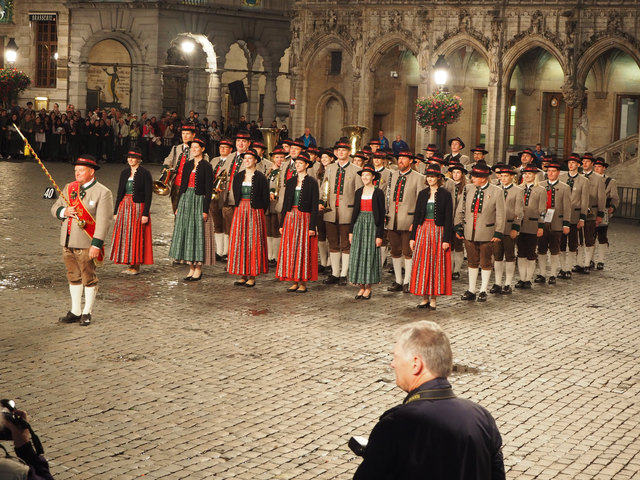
[574,97,589,152]
[102,65,120,105]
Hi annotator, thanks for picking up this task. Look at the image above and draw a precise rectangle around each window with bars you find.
[34,19,58,88]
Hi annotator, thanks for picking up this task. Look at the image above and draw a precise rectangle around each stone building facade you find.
[289,0,640,166]
[5,0,292,127]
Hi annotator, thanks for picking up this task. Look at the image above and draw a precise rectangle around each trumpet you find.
[152,168,175,196]
[212,169,228,201]
[321,176,332,212]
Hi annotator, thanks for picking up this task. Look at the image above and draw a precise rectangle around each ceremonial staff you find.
[13,123,85,227]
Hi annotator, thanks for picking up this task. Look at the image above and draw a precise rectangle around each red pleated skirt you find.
[409,219,452,297]
[227,199,268,276]
[276,207,318,282]
[110,195,153,265]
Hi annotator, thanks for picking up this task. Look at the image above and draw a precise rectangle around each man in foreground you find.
[353,320,505,480]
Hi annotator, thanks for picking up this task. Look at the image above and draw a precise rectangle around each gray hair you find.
[395,321,452,378]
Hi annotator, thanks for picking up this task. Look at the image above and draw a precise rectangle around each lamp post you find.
[5,37,18,66]
[433,54,449,92]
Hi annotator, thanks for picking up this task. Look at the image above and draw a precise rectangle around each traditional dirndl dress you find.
[276,188,318,282]
[410,201,452,296]
[227,183,268,276]
[169,171,216,264]
[348,196,381,285]
[110,179,154,265]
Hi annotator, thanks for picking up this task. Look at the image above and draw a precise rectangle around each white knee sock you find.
[82,286,97,315]
[494,260,504,286]
[453,251,464,273]
[505,261,516,286]
[330,252,341,277]
[560,251,567,271]
[273,238,281,261]
[215,233,225,256]
[223,234,229,256]
[318,241,329,266]
[538,254,547,277]
[266,237,274,260]
[69,284,83,316]
[340,253,350,277]
[584,246,595,267]
[380,246,388,267]
[392,257,404,285]
[576,245,583,267]
[517,257,527,282]
[403,258,412,285]
[527,259,537,281]
[595,243,607,264]
[480,269,491,293]
[550,255,560,277]
[468,267,479,293]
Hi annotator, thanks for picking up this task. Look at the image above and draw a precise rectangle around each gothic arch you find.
[300,33,354,71]
[577,36,640,86]
[314,88,348,143]
[365,34,419,71]
[502,36,566,82]
[433,34,489,64]
[166,34,217,70]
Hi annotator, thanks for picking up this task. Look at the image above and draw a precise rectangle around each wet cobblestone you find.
[1,160,639,479]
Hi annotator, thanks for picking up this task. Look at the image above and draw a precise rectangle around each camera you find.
[348,435,368,457]
[0,399,30,441]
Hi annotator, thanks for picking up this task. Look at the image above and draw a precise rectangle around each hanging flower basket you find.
[0,68,31,107]
[415,92,463,131]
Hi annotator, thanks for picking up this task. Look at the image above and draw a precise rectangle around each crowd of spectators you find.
[0,102,289,165]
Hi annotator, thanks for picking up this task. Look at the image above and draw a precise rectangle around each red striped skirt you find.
[409,219,452,297]
[227,199,268,276]
[110,195,153,265]
[276,207,318,282]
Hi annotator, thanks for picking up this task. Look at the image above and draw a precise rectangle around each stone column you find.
[206,70,222,124]
[68,63,89,114]
[289,67,305,136]
[485,84,509,164]
[138,65,162,117]
[262,71,278,125]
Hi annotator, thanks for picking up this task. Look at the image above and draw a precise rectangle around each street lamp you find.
[433,55,449,91]
[5,38,18,65]
[181,39,195,54]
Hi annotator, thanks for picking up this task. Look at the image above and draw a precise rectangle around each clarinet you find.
[385,171,393,226]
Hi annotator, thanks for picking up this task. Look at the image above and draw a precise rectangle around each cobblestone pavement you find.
[1,160,639,479]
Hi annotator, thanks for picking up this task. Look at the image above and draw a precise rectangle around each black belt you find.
[528,217,538,221]
[507,219,514,222]
[404,387,456,404]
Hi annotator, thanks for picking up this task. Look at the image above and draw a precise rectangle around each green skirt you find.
[348,211,381,285]
[169,188,205,262]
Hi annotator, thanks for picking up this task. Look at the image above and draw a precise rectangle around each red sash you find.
[68,182,104,262]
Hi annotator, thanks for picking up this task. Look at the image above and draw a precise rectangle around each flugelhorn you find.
[321,176,332,212]
[152,168,175,196]
[212,169,228,201]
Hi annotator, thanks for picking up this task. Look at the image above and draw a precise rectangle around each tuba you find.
[258,128,281,155]
[152,168,175,196]
[341,125,368,155]
[212,169,228,201]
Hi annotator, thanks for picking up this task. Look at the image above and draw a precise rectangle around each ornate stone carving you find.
[607,12,622,34]
[561,82,585,108]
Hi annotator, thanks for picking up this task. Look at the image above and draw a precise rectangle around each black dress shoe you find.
[451,272,460,280]
[501,285,512,295]
[489,284,502,294]
[323,275,339,285]
[268,259,277,267]
[523,281,532,289]
[338,276,348,286]
[215,254,224,262]
[221,255,228,262]
[245,281,256,287]
[362,293,371,300]
[79,314,91,326]
[514,280,526,289]
[557,270,566,279]
[403,284,410,293]
[59,311,81,324]
[184,276,193,281]
[234,280,247,286]
[564,271,572,279]
[589,260,595,269]
[461,290,476,301]
[548,276,556,285]
[288,286,299,293]
[317,265,326,274]
[572,265,583,273]
[355,294,363,300]
[582,266,590,274]
[417,302,431,309]
[534,275,546,284]
[190,275,202,282]
[596,262,604,270]
[387,282,403,292]
[296,288,308,294]
[477,291,488,302]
